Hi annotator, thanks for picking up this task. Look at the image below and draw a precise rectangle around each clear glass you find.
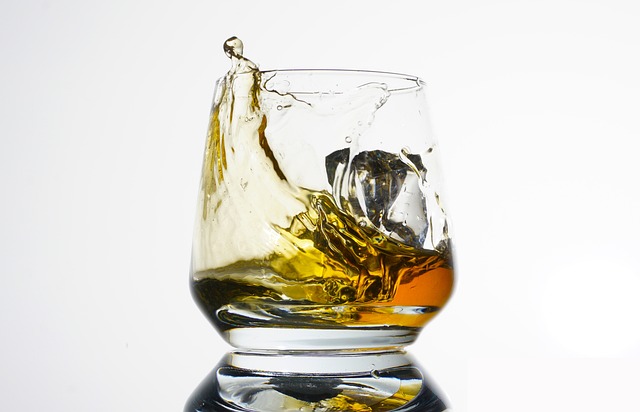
[188,68,454,411]
[185,351,450,412]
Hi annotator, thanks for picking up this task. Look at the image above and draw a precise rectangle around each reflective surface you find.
[185,351,448,412]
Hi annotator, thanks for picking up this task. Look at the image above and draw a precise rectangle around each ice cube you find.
[325,148,430,248]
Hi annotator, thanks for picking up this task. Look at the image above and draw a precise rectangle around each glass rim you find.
[221,68,427,93]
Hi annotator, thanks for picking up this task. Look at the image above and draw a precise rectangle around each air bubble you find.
[345,136,352,143]
[276,105,283,110]
[358,219,367,227]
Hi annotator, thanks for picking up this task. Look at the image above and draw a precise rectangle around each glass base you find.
[185,350,449,412]
[224,327,420,351]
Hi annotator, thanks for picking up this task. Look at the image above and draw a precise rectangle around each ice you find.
[325,148,430,248]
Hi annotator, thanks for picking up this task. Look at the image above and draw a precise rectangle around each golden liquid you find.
[192,191,453,331]
[191,37,454,333]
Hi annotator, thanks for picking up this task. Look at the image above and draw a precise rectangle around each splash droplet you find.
[222,36,258,74]
[223,36,243,59]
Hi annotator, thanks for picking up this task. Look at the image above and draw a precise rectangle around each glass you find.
[187,39,454,411]
[185,351,448,411]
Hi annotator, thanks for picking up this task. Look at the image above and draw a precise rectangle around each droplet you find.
[358,219,367,227]
[371,370,381,379]
[223,36,243,59]
[345,136,352,143]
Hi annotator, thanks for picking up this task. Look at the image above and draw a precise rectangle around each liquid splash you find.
[191,37,453,330]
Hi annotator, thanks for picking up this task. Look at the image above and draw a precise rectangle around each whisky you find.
[190,37,454,345]
[192,189,453,331]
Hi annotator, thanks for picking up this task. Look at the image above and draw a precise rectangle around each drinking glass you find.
[187,65,454,412]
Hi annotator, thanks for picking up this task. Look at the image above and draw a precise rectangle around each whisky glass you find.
[188,68,454,411]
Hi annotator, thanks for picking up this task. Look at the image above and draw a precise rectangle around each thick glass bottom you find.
[224,326,420,351]
[185,350,449,412]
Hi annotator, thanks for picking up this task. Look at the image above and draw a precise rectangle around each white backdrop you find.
[2,0,640,411]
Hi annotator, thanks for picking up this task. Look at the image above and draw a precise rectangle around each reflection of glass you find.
[186,352,448,412]
[188,38,454,411]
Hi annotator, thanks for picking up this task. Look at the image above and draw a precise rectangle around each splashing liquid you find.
[191,37,453,341]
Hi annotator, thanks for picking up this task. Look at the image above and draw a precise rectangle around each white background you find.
[2,0,640,411]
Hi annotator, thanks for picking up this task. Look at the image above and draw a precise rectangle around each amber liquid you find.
[191,191,453,332]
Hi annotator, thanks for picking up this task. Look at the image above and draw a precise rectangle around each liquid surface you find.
[191,37,453,337]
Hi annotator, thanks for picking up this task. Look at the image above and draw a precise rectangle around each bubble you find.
[339,286,356,302]
[358,219,367,227]
[371,370,381,379]
[276,105,283,110]
[345,136,352,143]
